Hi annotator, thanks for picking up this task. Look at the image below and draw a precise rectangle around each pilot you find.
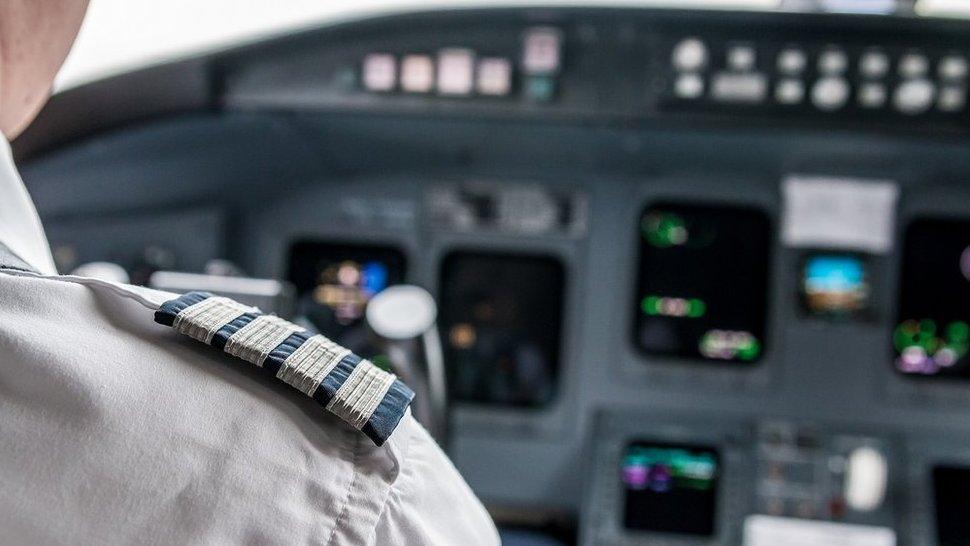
[0,2,498,544]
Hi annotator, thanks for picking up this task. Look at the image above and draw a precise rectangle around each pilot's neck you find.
[0,136,57,275]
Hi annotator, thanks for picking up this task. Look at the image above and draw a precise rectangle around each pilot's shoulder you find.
[0,273,414,447]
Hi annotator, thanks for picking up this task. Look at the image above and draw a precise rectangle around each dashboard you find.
[15,6,970,545]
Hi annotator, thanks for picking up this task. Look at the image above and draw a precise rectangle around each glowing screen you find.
[801,254,869,318]
[634,203,771,363]
[622,442,720,536]
[895,219,970,377]
[288,241,406,353]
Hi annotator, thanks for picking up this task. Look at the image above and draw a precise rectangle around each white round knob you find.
[366,285,437,340]
[812,77,850,111]
[672,38,707,72]
[894,79,936,115]
[844,446,888,513]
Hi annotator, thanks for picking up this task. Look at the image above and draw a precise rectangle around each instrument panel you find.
[17,6,970,546]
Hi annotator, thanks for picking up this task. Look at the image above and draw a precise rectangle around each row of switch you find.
[360,27,563,101]
[671,37,967,115]
[674,72,965,113]
[363,50,514,96]
[672,37,969,81]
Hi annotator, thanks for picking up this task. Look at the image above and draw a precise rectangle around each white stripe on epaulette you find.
[225,314,304,366]
[172,296,253,344]
[327,361,396,430]
[277,334,350,396]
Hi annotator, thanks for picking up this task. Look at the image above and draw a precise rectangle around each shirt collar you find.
[0,136,57,275]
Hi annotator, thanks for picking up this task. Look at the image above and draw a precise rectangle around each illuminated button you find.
[523,75,556,102]
[672,37,708,72]
[400,55,434,93]
[940,55,968,81]
[476,57,512,96]
[899,53,929,78]
[674,73,705,99]
[939,86,966,112]
[818,49,848,75]
[859,50,889,78]
[727,44,756,71]
[437,48,475,96]
[362,53,396,92]
[775,79,804,104]
[812,76,850,110]
[711,72,767,103]
[522,27,562,74]
[894,79,936,114]
[778,48,807,75]
[858,83,887,108]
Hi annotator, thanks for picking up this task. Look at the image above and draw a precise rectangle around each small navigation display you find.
[288,241,406,353]
[895,219,970,377]
[634,203,771,363]
[934,465,970,545]
[622,442,720,536]
[800,254,870,318]
[439,251,564,408]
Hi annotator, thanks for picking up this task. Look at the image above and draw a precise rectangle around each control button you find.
[899,53,929,78]
[476,57,512,96]
[812,77,850,111]
[711,72,767,103]
[437,48,475,96]
[894,78,936,114]
[939,86,967,112]
[362,53,396,92]
[818,49,848,75]
[674,73,705,99]
[858,83,887,108]
[523,75,556,102]
[860,50,889,79]
[940,55,968,81]
[672,37,708,72]
[400,54,434,93]
[522,27,562,74]
[775,79,804,104]
[844,447,888,513]
[728,44,756,71]
[778,48,807,75]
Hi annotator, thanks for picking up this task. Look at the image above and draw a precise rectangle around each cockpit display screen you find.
[288,241,406,353]
[622,441,720,536]
[895,219,970,378]
[634,203,771,363]
[439,251,564,408]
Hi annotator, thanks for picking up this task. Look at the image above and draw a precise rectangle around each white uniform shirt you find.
[0,136,499,545]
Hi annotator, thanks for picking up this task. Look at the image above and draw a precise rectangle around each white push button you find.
[819,49,848,75]
[940,55,968,81]
[812,77,850,111]
[860,51,889,79]
[728,44,756,71]
[894,79,936,114]
[674,73,705,99]
[939,86,967,112]
[844,447,888,513]
[672,37,708,72]
[776,79,804,104]
[899,53,929,78]
[362,53,397,92]
[711,72,767,103]
[858,83,887,108]
[778,48,807,75]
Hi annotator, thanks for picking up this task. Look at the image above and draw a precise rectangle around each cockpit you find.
[15,1,970,544]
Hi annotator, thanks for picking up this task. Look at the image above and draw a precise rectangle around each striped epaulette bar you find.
[154,291,414,446]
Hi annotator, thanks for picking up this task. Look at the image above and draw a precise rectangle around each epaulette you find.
[154,291,414,446]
